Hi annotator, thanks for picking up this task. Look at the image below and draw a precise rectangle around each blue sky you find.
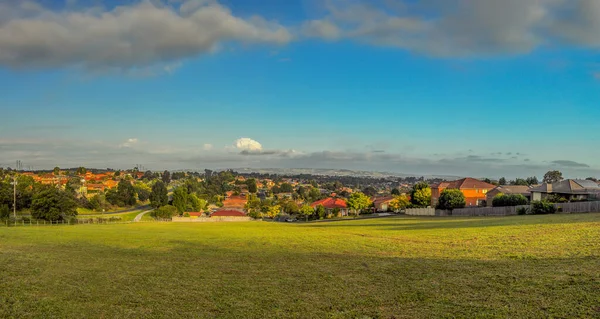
[1,0,600,178]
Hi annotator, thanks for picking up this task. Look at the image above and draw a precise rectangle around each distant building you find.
[222,195,247,210]
[431,178,496,207]
[373,196,396,212]
[486,185,533,206]
[529,179,600,202]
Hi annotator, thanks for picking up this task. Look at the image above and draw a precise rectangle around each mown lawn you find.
[1,213,599,318]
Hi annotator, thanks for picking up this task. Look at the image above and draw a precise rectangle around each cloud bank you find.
[2,0,600,72]
[0,0,291,70]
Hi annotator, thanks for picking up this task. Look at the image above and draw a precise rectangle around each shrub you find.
[151,205,178,219]
[492,194,529,207]
[437,189,466,210]
[0,205,10,220]
[530,201,556,215]
[183,212,190,217]
[547,194,568,203]
[516,207,529,215]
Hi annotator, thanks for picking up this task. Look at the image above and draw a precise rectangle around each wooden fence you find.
[553,201,600,214]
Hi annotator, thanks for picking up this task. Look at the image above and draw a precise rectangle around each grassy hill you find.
[1,214,599,318]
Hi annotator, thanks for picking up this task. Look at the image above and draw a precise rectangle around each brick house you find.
[431,178,496,207]
[310,197,349,216]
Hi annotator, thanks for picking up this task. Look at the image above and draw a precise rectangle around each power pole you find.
[12,176,17,219]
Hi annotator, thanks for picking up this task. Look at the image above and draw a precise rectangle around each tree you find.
[282,200,299,214]
[347,192,371,217]
[31,188,77,221]
[135,183,152,202]
[187,194,207,212]
[526,176,539,185]
[299,204,314,221]
[499,177,507,185]
[279,183,294,193]
[117,180,137,206]
[266,205,281,219]
[437,189,466,210]
[410,182,431,208]
[53,167,60,176]
[76,167,87,175]
[391,188,401,196]
[511,178,528,186]
[172,187,188,215]
[389,195,410,212]
[362,186,377,197]
[65,177,83,195]
[0,204,10,220]
[246,178,258,193]
[143,170,154,180]
[543,170,563,184]
[162,170,171,184]
[150,181,169,208]
[316,204,326,219]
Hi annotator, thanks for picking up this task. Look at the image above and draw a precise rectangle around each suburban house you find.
[529,179,600,202]
[310,197,349,216]
[211,210,247,217]
[486,185,533,206]
[222,195,248,209]
[373,196,396,212]
[431,178,496,207]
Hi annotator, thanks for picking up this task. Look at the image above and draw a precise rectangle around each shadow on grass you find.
[1,237,599,319]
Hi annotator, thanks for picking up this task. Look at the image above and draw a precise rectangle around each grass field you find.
[1,214,599,318]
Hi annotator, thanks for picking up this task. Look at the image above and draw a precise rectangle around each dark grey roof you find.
[530,179,600,194]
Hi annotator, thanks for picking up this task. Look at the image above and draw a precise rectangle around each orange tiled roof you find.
[310,197,347,209]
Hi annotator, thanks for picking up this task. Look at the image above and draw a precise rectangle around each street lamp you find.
[10,177,17,219]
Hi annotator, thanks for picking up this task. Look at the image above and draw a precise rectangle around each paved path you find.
[133,210,152,222]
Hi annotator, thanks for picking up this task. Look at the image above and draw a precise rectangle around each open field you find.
[1,214,599,318]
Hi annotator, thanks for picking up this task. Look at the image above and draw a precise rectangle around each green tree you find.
[347,192,371,217]
[543,170,563,184]
[530,200,556,215]
[0,204,10,220]
[391,188,401,196]
[76,167,87,175]
[162,170,171,184]
[282,200,299,214]
[150,181,169,208]
[135,183,152,202]
[410,182,431,208]
[65,177,83,195]
[53,167,60,176]
[299,204,314,221]
[316,204,326,219]
[117,180,137,206]
[511,178,528,186]
[246,178,258,193]
[187,194,207,212]
[437,189,466,210]
[172,187,188,215]
[31,188,78,221]
[526,176,539,185]
[499,177,507,185]
[279,183,294,193]
[362,186,378,197]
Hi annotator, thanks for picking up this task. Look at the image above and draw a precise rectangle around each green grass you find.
[1,213,599,318]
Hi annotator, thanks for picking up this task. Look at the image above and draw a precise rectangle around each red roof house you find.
[211,210,247,217]
[310,197,349,216]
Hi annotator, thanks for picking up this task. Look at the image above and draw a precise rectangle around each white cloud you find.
[235,137,263,152]
[0,0,291,70]
[203,143,213,151]
[301,20,341,40]
[120,138,139,148]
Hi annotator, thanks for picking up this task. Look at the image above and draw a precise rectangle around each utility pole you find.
[12,176,17,219]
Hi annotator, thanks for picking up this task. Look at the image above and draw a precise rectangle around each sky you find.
[1,0,600,179]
